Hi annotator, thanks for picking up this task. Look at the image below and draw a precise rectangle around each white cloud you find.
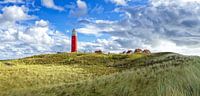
[109,0,130,6]
[77,24,114,35]
[69,0,88,17]
[112,0,127,5]
[0,19,70,59]
[77,19,120,35]
[0,6,33,22]
[77,0,200,56]
[0,21,70,59]
[77,0,87,9]
[18,20,53,45]
[41,0,64,11]
[90,5,104,14]
[0,0,24,4]
[1,0,200,59]
[78,37,124,53]
[151,39,200,56]
[151,0,200,6]
[35,20,49,27]
[0,6,69,60]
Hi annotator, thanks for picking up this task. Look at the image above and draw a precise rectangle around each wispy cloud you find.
[69,0,88,17]
[41,0,64,11]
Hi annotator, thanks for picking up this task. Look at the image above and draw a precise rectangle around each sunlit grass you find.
[1,53,142,94]
[1,52,200,96]
[0,64,91,91]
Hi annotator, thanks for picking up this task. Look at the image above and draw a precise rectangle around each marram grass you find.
[0,52,200,96]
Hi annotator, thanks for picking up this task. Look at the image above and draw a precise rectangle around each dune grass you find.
[0,53,144,95]
[0,52,200,96]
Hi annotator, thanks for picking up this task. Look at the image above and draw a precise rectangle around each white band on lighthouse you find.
[72,29,77,36]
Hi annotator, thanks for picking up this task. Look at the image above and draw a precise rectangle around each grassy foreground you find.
[0,52,200,96]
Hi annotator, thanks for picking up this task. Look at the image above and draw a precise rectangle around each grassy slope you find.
[1,52,200,96]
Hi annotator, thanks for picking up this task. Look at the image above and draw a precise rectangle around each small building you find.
[126,50,133,54]
[95,50,103,54]
[142,49,151,55]
[122,51,126,54]
[134,48,143,54]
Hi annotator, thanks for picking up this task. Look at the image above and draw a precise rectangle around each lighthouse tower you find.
[71,29,78,52]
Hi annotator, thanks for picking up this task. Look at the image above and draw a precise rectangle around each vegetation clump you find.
[0,52,200,96]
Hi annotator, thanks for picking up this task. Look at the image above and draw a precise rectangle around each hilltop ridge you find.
[0,52,200,96]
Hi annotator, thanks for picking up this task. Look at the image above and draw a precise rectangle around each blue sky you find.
[0,0,200,59]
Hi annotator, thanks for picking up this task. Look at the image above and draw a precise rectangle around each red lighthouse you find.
[71,29,78,52]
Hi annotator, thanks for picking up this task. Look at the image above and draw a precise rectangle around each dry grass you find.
[1,52,200,96]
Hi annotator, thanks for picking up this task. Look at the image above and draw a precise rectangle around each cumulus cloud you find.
[41,0,64,11]
[79,37,124,53]
[108,0,130,6]
[0,6,33,23]
[0,0,24,4]
[151,0,200,6]
[35,20,49,27]
[18,20,53,45]
[77,19,118,35]
[1,0,200,59]
[77,0,200,56]
[0,6,69,59]
[69,0,88,17]
[0,20,70,59]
